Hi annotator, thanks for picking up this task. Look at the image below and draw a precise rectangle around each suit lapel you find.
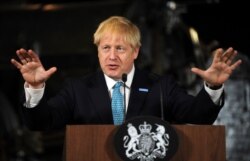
[126,69,154,119]
[88,71,113,124]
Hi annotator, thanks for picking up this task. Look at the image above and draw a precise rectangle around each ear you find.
[133,47,140,59]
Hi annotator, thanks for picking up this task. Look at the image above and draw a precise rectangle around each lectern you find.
[65,125,225,161]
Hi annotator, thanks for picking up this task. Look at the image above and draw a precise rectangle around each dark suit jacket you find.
[21,68,223,130]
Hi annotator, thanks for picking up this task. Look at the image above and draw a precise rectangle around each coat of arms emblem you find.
[123,122,169,161]
[114,116,178,161]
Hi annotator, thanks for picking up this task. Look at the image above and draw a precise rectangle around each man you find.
[11,16,241,130]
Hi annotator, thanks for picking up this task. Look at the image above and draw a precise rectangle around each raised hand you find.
[11,48,57,88]
[191,47,242,86]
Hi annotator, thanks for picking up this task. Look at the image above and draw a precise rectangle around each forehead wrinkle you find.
[100,33,127,46]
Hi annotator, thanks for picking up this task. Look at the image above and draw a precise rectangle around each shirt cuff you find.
[204,82,224,105]
[24,82,45,108]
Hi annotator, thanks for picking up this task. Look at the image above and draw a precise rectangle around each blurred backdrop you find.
[0,0,249,161]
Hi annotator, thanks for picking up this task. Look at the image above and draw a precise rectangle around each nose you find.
[109,48,117,60]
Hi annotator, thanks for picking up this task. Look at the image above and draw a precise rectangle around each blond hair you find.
[93,16,141,50]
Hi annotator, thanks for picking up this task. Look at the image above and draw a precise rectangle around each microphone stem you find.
[160,82,165,120]
[122,73,127,123]
[123,82,126,123]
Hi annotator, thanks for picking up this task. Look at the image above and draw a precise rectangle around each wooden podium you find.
[65,125,225,161]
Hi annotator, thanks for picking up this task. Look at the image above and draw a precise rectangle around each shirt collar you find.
[104,65,135,91]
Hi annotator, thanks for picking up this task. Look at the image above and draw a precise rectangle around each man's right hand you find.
[11,48,57,88]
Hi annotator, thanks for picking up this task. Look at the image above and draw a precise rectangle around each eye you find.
[101,46,110,52]
[116,46,126,53]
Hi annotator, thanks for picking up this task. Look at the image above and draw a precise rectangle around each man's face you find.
[98,33,139,80]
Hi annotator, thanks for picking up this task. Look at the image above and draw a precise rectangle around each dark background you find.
[0,0,249,161]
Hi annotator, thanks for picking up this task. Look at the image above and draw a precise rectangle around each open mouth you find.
[108,64,119,70]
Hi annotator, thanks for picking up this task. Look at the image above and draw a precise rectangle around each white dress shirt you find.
[104,65,135,112]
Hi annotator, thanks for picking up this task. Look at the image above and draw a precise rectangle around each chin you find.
[107,73,121,80]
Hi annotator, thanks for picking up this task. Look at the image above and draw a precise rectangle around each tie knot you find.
[114,82,123,89]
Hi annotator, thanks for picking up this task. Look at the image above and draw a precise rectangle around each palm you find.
[202,61,232,85]
[21,62,49,85]
[191,47,242,86]
[11,49,57,87]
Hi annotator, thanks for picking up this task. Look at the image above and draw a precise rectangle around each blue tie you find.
[112,82,124,125]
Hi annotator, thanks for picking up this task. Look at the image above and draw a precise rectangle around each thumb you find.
[191,67,204,78]
[46,67,57,77]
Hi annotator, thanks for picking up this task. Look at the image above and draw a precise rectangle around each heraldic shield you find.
[114,116,179,161]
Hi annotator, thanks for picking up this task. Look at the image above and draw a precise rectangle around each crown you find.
[139,122,152,134]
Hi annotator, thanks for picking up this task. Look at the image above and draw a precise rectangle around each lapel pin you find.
[139,88,148,92]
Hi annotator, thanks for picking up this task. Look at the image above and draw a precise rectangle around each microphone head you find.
[122,73,127,82]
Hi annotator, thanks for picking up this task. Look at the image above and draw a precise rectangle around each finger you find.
[221,47,236,63]
[10,59,23,69]
[191,67,205,78]
[224,47,234,55]
[230,59,242,71]
[16,50,28,64]
[18,48,27,54]
[46,67,57,77]
[221,47,233,62]
[212,48,224,63]
[27,49,41,63]
[22,49,33,62]
[16,49,33,64]
[226,50,237,65]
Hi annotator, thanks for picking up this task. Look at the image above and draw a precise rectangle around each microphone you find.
[122,73,127,83]
[160,81,165,120]
[122,73,127,123]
